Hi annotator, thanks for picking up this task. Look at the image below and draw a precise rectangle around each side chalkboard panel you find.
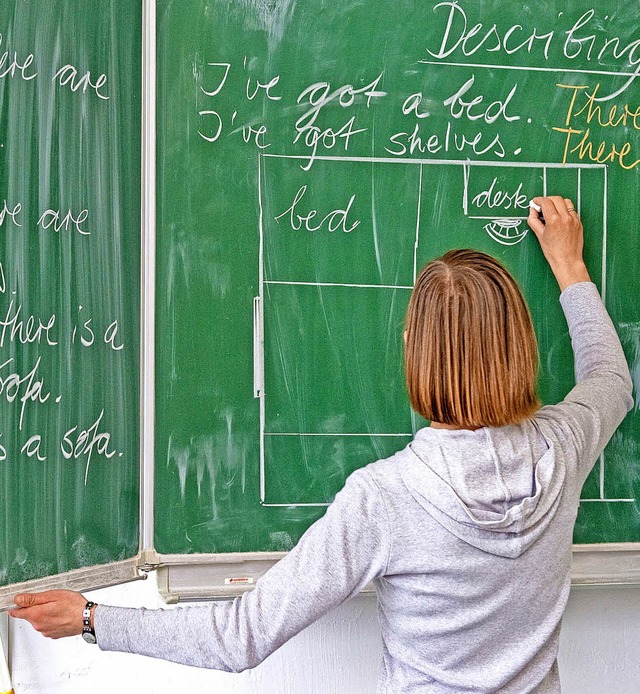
[0,0,141,589]
[155,0,640,555]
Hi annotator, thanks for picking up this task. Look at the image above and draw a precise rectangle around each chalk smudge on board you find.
[220,0,297,49]
[167,420,251,519]
[269,530,293,551]
[606,429,640,499]
[8,548,54,584]
[619,321,640,412]
[168,434,219,520]
[72,535,115,568]
[168,434,191,500]
[167,237,190,306]
[224,409,246,494]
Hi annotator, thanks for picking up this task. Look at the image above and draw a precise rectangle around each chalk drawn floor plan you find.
[254,154,630,508]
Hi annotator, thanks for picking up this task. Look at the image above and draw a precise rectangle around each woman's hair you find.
[404,249,540,428]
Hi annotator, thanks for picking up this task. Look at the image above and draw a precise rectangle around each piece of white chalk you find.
[529,200,542,213]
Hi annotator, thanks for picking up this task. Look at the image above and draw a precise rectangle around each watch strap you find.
[82,601,97,644]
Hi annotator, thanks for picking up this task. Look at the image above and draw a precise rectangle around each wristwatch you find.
[82,601,97,644]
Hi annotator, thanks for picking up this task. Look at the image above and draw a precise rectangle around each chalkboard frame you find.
[0,562,141,611]
[152,544,640,603]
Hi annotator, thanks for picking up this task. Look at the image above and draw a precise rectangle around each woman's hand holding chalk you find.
[529,199,545,224]
[527,195,590,291]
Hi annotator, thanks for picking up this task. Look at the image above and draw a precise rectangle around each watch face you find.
[82,630,97,645]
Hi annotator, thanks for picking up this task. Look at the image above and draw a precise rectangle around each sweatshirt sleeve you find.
[536,281,633,479]
[94,468,391,672]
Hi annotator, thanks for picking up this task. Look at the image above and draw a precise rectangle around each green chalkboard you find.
[155,0,640,554]
[0,1,141,586]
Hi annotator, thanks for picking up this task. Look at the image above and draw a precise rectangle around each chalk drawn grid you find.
[256,154,631,507]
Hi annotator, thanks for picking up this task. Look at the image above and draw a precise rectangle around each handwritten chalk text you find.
[553,83,640,169]
[0,356,51,431]
[0,299,58,348]
[0,33,37,82]
[53,64,109,100]
[275,185,360,233]
[472,178,528,210]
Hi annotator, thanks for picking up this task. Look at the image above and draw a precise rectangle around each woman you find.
[10,196,633,692]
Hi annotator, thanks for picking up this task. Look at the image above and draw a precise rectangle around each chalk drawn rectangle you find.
[258,155,623,507]
[260,156,420,287]
[262,283,410,435]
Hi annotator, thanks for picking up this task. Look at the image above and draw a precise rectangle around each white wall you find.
[7,575,640,693]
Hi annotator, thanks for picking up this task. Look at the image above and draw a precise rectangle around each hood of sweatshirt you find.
[401,423,565,558]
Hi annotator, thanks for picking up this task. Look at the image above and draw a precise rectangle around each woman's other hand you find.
[8,590,89,639]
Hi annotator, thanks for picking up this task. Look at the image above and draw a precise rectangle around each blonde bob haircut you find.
[405,249,540,428]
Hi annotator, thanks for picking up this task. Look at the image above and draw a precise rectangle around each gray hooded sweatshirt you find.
[95,282,634,693]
